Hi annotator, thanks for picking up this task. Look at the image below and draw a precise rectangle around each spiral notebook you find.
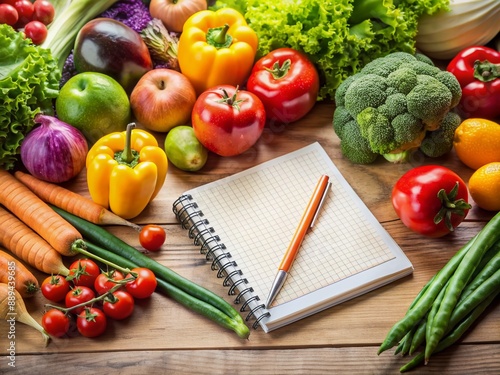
[172,142,413,332]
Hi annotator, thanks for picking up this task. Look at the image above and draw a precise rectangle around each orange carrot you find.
[0,206,70,276]
[0,170,81,256]
[0,249,39,298]
[14,171,140,231]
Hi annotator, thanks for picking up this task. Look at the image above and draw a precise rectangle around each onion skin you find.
[20,114,88,183]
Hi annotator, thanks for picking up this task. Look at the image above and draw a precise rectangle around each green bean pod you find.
[378,236,475,354]
[400,289,499,372]
[425,212,500,361]
[459,242,500,302]
[408,318,426,355]
[82,241,250,339]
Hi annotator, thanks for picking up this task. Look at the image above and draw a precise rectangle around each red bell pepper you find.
[447,46,500,120]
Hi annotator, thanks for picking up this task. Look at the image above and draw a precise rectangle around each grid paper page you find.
[189,144,395,308]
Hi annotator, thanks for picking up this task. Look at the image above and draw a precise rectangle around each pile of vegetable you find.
[378,210,500,372]
[209,0,451,100]
[0,169,250,339]
[333,52,463,164]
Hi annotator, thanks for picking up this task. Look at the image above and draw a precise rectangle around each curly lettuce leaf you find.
[0,24,60,170]
[211,0,449,100]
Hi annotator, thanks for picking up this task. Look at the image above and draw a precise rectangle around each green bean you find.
[459,241,500,303]
[378,235,476,354]
[83,241,250,339]
[399,324,418,356]
[408,318,426,355]
[400,289,499,372]
[425,212,500,361]
[425,279,450,345]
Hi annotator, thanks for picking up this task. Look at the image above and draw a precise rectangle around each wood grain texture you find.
[1,102,498,373]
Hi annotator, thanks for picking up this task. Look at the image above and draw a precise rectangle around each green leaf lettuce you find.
[210,0,450,100]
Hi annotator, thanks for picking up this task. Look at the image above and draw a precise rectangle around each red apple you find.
[130,69,197,133]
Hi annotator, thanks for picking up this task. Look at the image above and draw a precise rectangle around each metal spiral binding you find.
[173,194,269,330]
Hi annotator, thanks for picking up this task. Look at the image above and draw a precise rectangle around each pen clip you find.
[310,180,332,228]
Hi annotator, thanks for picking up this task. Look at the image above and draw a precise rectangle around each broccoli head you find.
[332,52,462,164]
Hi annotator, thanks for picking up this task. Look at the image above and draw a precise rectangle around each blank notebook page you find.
[190,144,395,308]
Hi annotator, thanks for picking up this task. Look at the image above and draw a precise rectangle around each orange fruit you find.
[468,162,500,211]
[453,118,500,170]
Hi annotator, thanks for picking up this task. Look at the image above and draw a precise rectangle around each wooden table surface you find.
[3,102,499,374]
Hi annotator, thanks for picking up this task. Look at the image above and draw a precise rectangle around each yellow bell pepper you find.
[178,7,259,95]
[86,123,168,219]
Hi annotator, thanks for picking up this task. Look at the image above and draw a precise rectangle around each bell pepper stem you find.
[121,123,136,164]
[207,24,233,49]
[473,60,500,82]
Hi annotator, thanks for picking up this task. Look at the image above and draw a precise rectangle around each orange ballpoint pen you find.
[265,174,332,308]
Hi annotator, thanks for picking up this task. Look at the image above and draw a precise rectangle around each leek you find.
[43,0,120,71]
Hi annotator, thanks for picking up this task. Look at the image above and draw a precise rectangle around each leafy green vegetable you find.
[210,0,450,100]
[0,25,60,170]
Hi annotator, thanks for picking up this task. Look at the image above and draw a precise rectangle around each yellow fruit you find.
[453,118,500,170]
[468,162,500,211]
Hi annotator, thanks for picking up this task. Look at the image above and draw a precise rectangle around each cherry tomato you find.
[103,290,135,320]
[13,0,33,26]
[65,286,95,314]
[23,19,47,45]
[192,85,266,157]
[392,165,471,238]
[42,309,70,338]
[125,267,157,299]
[139,225,166,252]
[247,48,320,125]
[77,307,107,338]
[94,270,124,295]
[0,3,18,26]
[33,0,54,25]
[68,258,100,288]
[41,274,71,303]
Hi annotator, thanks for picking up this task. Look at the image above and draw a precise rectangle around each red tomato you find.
[68,258,100,288]
[33,0,54,25]
[77,307,107,338]
[94,270,124,295]
[192,85,266,157]
[103,290,135,320]
[13,0,33,26]
[65,286,96,314]
[41,274,71,303]
[246,48,320,124]
[392,165,471,238]
[42,309,70,338]
[23,19,47,45]
[0,3,18,26]
[125,267,157,299]
[139,224,166,252]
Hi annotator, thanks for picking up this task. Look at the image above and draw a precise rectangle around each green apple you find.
[56,72,131,144]
[164,125,208,172]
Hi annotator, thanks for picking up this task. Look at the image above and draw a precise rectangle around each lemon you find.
[469,162,500,211]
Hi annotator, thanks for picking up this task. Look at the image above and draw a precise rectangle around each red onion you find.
[20,114,88,183]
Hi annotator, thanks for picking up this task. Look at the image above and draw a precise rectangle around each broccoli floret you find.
[339,120,379,164]
[332,51,462,164]
[387,67,418,95]
[407,78,452,130]
[434,71,462,108]
[344,74,387,118]
[420,112,461,158]
[332,106,352,139]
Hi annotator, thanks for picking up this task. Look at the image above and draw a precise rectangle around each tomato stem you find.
[434,182,472,231]
[265,59,292,79]
[71,239,133,276]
